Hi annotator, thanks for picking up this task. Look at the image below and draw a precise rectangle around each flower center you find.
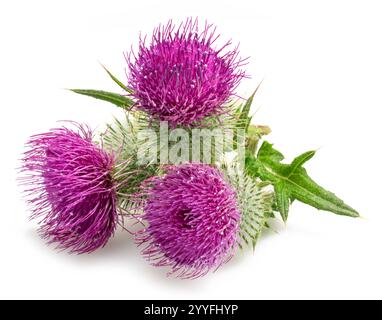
[176,208,193,229]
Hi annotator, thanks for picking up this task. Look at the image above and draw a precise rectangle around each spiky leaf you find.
[70,89,134,109]
[238,82,262,131]
[247,141,359,220]
[101,64,134,93]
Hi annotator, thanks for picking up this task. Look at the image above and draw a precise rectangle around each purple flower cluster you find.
[135,164,241,279]
[17,17,359,280]
[19,18,256,279]
[127,18,246,126]
[21,124,117,254]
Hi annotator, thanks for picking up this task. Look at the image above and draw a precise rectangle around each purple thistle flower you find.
[135,164,241,279]
[20,123,118,254]
[127,18,247,127]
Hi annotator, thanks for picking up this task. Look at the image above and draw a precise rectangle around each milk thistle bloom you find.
[21,124,118,254]
[127,18,247,126]
[135,163,241,278]
[19,18,360,279]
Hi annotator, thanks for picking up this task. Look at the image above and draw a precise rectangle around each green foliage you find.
[246,142,359,221]
[101,64,134,94]
[236,88,359,221]
[70,89,134,109]
[238,81,262,132]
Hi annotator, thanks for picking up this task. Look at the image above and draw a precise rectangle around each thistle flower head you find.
[21,123,118,254]
[135,163,241,279]
[127,18,247,127]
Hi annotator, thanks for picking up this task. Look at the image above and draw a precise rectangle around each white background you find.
[1,0,381,299]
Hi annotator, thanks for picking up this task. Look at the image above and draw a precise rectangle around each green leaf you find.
[274,182,290,221]
[247,141,359,220]
[70,89,134,109]
[101,64,134,94]
[238,81,262,131]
